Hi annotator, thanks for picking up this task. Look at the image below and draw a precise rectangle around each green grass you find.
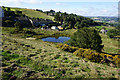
[94,26,115,31]
[100,33,119,54]
[2,26,119,55]
[10,7,54,20]
[90,26,119,54]
[2,27,120,79]
[2,32,120,79]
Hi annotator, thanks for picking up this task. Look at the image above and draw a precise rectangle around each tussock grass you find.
[2,27,120,79]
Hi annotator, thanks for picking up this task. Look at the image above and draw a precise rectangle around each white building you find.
[51,26,58,30]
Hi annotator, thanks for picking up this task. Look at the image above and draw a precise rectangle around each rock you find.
[26,37,36,40]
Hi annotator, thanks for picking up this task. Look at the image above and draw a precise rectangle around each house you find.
[57,26,63,30]
[51,26,58,30]
[100,29,107,34]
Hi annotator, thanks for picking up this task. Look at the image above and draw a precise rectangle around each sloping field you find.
[100,33,120,54]
[2,34,120,79]
[10,7,54,20]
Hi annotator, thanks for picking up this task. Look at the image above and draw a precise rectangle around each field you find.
[9,7,54,20]
[2,26,119,54]
[100,34,120,54]
[1,26,120,79]
[2,33,120,79]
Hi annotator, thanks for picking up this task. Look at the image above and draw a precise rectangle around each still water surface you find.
[41,37,70,43]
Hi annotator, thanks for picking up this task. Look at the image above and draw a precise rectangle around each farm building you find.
[51,26,58,30]
[57,26,63,30]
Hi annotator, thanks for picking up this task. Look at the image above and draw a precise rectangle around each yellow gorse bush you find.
[56,44,120,67]
[57,43,79,53]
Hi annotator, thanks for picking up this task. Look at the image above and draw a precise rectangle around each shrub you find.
[9,28,16,34]
[113,55,120,67]
[56,44,79,53]
[4,20,14,27]
[107,29,120,38]
[74,48,102,63]
[56,44,120,66]
[74,49,120,66]
[66,27,103,52]
[2,51,19,61]
[14,21,23,32]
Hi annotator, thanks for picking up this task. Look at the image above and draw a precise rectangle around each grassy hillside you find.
[2,26,119,55]
[100,33,120,54]
[2,26,120,79]
[2,34,120,79]
[10,7,54,20]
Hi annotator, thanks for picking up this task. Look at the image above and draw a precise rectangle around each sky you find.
[0,0,119,17]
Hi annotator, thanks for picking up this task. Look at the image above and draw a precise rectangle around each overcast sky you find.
[0,0,119,16]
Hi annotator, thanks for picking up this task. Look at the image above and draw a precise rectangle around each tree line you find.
[54,12,102,29]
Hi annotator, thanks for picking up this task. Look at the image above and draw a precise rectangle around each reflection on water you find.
[41,37,70,43]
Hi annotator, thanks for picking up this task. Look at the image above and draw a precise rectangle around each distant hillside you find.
[88,16,118,23]
[9,7,54,20]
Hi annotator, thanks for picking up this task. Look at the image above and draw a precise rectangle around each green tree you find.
[107,29,120,38]
[6,7,10,11]
[66,27,103,52]
[80,20,89,27]
[54,13,60,22]
[4,20,14,27]
[14,21,23,32]
[74,22,81,29]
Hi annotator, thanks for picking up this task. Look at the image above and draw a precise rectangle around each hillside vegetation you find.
[2,33,120,79]
[10,7,54,20]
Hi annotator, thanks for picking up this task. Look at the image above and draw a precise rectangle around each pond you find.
[41,37,70,43]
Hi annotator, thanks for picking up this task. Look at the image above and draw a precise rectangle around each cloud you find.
[28,0,42,4]
[56,3,61,5]
[33,0,119,2]
[102,9,108,13]
[0,0,43,6]
[0,0,22,6]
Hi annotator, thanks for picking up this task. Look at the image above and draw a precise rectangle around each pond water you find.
[41,37,70,43]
